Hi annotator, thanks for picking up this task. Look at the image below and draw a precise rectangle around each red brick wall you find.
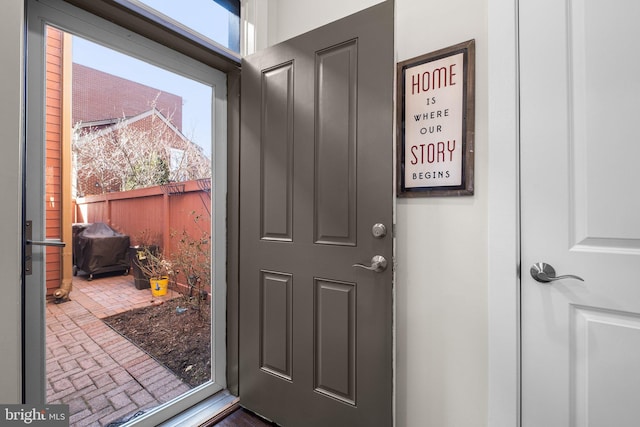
[72,63,183,130]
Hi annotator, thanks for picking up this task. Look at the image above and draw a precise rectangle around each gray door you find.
[239,2,394,425]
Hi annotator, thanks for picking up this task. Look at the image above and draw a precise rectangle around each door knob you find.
[352,255,388,273]
[530,262,584,283]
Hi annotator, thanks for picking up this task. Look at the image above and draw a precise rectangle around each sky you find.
[136,0,230,45]
[71,1,233,156]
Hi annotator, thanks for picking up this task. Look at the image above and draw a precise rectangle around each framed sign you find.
[396,40,475,197]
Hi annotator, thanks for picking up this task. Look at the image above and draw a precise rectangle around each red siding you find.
[45,27,64,296]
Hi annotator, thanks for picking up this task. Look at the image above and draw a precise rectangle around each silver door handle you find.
[352,255,388,273]
[24,220,66,275]
[26,239,66,248]
[530,262,583,283]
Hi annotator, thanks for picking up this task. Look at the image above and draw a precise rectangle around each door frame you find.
[488,0,521,426]
[0,0,245,410]
[23,0,235,422]
[0,0,24,404]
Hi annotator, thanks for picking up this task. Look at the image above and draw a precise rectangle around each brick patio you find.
[46,272,191,426]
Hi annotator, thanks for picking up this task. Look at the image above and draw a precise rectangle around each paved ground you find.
[46,272,191,426]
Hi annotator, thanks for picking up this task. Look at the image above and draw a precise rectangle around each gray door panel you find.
[240,2,393,425]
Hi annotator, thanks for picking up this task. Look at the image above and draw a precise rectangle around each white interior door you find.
[520,1,640,426]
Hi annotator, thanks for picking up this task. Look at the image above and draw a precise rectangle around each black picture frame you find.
[396,39,475,197]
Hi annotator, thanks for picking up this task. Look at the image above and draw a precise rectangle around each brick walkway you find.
[46,273,191,426]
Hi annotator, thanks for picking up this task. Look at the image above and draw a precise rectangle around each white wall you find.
[395,1,488,426]
[0,0,24,404]
[266,1,489,426]
[264,0,386,45]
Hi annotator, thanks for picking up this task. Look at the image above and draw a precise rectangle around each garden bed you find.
[103,297,211,387]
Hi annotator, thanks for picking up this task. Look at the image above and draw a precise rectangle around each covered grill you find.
[74,222,130,280]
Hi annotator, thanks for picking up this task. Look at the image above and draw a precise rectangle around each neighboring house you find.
[73,63,183,129]
[73,107,210,196]
[72,63,210,196]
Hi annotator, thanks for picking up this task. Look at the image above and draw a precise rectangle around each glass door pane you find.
[26,1,227,425]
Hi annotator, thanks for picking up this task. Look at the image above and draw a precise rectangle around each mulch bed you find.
[103,297,211,387]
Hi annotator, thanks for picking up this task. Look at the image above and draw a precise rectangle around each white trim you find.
[488,0,520,426]
[158,390,237,426]
[241,0,271,56]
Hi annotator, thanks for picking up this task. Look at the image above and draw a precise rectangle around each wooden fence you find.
[73,178,212,292]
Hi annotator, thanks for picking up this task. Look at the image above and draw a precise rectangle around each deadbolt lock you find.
[372,223,387,239]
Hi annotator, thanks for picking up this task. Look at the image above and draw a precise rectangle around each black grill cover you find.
[76,222,130,276]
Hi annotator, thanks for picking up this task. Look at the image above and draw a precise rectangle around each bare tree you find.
[72,106,210,196]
